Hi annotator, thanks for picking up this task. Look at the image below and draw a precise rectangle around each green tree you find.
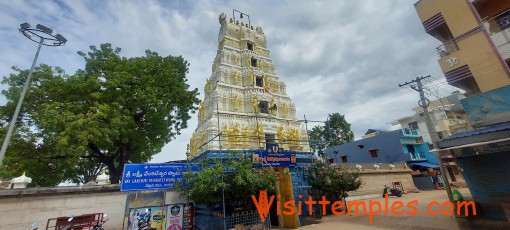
[307,161,362,212]
[323,113,354,147]
[308,125,325,156]
[0,43,199,184]
[68,157,106,185]
[175,157,277,213]
[0,127,72,186]
[307,113,354,155]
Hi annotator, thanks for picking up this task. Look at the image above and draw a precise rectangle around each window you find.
[247,42,254,51]
[265,134,276,145]
[369,149,378,158]
[496,10,510,31]
[328,158,334,164]
[259,101,269,114]
[408,121,418,130]
[341,155,348,163]
[256,76,264,87]
[251,57,258,67]
[406,145,415,154]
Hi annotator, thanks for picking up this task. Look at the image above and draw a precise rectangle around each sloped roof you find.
[365,129,382,135]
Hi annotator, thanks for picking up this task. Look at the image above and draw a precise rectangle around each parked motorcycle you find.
[382,185,402,198]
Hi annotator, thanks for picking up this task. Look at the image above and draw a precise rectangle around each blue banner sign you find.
[252,144,296,167]
[121,163,201,191]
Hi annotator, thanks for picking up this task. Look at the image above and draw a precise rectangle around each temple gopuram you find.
[187,12,315,228]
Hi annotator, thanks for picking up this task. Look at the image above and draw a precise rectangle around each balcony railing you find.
[483,9,510,60]
[483,9,510,34]
[409,152,426,161]
[436,39,459,58]
[402,128,420,137]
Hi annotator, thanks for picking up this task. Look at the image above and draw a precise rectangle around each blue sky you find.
[0,0,459,163]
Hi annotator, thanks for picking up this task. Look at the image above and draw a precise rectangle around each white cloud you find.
[0,0,453,163]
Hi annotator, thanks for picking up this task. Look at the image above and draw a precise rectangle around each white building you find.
[392,91,470,144]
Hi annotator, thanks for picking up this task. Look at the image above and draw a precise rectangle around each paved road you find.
[279,188,472,230]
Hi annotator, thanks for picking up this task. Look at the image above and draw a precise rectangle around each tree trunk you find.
[88,141,133,184]
[105,160,123,184]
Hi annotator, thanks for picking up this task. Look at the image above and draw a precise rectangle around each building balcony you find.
[401,128,420,137]
[409,152,427,161]
[483,9,510,61]
[436,39,459,59]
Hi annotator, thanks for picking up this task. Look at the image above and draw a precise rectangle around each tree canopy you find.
[308,113,354,156]
[0,43,199,185]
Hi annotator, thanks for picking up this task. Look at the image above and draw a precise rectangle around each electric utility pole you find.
[399,75,454,203]
[399,76,440,145]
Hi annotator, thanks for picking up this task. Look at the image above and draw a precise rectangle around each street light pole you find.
[0,23,66,165]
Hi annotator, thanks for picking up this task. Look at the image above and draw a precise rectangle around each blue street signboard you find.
[252,144,296,167]
[120,163,202,192]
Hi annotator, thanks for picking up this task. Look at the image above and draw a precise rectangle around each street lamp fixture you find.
[0,23,66,165]
[20,22,31,30]
[35,24,53,34]
[19,22,67,46]
[55,34,67,44]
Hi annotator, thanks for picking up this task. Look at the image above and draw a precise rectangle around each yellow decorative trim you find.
[256,47,269,57]
[251,95,259,113]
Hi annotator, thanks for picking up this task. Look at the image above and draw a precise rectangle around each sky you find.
[0,0,460,163]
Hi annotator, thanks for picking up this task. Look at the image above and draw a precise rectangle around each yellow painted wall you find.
[438,33,510,92]
[435,119,450,131]
[417,0,510,92]
[415,0,478,37]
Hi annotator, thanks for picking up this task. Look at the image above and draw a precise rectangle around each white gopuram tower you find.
[187,12,310,159]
